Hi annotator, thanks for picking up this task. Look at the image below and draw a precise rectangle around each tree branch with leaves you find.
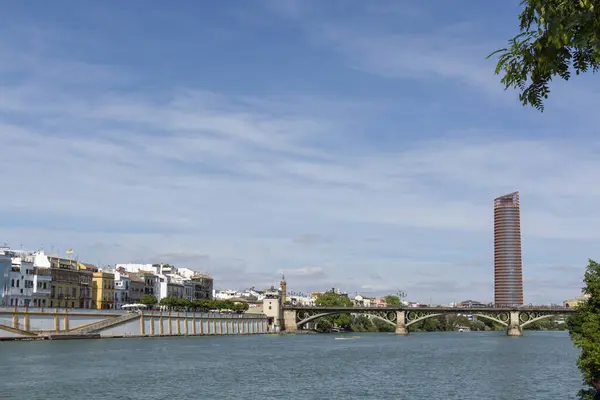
[489,0,600,111]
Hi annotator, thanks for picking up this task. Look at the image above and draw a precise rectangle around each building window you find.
[10,279,14,287]
[16,280,19,288]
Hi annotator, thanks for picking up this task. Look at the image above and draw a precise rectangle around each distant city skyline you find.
[1,1,598,304]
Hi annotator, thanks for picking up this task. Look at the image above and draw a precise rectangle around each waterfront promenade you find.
[0,307,268,340]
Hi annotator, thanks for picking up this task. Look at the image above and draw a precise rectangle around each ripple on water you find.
[0,332,584,400]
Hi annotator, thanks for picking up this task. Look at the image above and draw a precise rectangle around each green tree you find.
[489,0,600,111]
[140,294,158,307]
[314,292,353,329]
[350,315,378,332]
[384,295,401,306]
[372,317,395,332]
[568,259,600,399]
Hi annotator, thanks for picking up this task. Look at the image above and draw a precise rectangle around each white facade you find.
[177,268,196,279]
[114,263,212,301]
[214,288,264,301]
[115,263,154,274]
[3,251,52,307]
[184,280,194,301]
[113,271,131,309]
[288,294,314,306]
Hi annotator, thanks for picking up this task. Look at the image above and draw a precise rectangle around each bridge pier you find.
[282,309,298,333]
[395,311,408,336]
[507,311,523,336]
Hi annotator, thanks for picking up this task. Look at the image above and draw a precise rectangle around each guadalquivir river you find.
[0,331,583,399]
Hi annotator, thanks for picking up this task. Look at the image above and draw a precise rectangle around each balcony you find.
[33,288,51,295]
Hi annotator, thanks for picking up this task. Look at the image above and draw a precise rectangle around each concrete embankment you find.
[0,307,269,341]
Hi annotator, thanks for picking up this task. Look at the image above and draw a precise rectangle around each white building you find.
[184,280,194,301]
[115,263,154,274]
[214,289,239,300]
[263,287,281,332]
[113,271,131,309]
[288,294,314,306]
[177,268,196,279]
[2,250,52,307]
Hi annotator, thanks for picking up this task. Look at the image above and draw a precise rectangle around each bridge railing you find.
[285,304,572,310]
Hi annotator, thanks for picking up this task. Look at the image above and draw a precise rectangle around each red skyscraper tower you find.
[494,191,524,306]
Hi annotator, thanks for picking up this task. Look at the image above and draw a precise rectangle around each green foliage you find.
[152,263,175,269]
[314,291,353,307]
[314,319,333,333]
[350,315,378,332]
[384,295,401,305]
[314,292,354,328]
[372,317,395,332]
[410,315,507,332]
[569,259,600,398]
[156,297,249,312]
[523,316,567,331]
[489,0,600,111]
[140,294,158,306]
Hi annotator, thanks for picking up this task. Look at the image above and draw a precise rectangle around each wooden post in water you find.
[140,311,145,335]
[159,311,164,335]
[24,307,30,332]
[64,308,69,331]
[150,312,155,336]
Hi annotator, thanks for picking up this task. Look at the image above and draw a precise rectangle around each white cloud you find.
[1,9,598,305]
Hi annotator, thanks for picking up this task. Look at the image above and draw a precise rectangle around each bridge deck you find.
[284,306,575,313]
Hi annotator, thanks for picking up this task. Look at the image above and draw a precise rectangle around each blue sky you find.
[1,0,598,304]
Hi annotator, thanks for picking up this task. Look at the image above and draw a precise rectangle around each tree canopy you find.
[314,291,353,307]
[568,259,600,399]
[384,295,401,306]
[157,297,249,312]
[140,294,158,306]
[489,0,600,111]
[314,291,353,328]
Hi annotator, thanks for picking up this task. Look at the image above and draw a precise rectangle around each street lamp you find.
[397,290,407,304]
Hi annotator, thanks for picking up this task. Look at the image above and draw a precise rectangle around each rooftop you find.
[494,191,519,201]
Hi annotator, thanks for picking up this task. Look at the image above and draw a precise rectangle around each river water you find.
[0,331,583,399]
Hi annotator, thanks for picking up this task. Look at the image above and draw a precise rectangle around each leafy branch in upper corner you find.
[489,0,600,111]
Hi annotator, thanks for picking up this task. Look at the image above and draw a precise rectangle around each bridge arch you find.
[519,314,557,329]
[297,311,395,328]
[472,313,508,327]
[404,312,509,328]
[405,313,443,327]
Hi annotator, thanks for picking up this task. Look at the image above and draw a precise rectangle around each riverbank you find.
[0,308,269,340]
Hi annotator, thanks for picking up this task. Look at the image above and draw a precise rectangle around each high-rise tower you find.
[494,191,524,306]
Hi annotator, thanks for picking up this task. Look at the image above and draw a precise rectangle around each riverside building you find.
[92,271,115,309]
[1,250,52,307]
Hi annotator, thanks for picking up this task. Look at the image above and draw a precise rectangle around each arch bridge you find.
[282,306,575,336]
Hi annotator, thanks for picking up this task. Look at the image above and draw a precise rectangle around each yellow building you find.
[92,272,115,310]
[563,293,590,308]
